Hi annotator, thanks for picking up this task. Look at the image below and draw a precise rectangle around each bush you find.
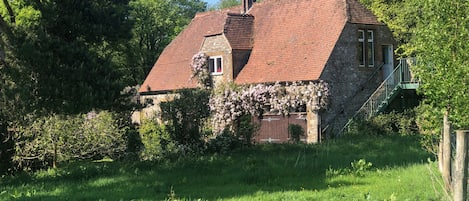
[415,103,442,156]
[235,115,259,146]
[288,124,304,143]
[208,129,241,154]
[13,111,127,170]
[160,88,210,146]
[347,110,418,136]
[138,120,176,161]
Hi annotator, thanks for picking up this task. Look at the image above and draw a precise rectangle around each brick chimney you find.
[243,0,255,14]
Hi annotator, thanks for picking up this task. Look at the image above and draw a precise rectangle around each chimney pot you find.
[243,0,255,14]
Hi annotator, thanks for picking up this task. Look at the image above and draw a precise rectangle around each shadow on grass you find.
[1,134,430,201]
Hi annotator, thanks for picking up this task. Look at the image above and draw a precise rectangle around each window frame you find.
[358,30,366,67]
[367,30,375,67]
[209,56,223,75]
[357,29,375,68]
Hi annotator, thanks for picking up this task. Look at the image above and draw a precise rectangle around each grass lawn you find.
[0,134,448,201]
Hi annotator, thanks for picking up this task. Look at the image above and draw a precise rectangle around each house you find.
[137,0,396,143]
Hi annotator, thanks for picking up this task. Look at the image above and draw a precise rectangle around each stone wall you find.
[201,34,234,87]
[319,22,396,136]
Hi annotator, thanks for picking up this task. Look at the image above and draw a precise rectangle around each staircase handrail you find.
[339,58,416,135]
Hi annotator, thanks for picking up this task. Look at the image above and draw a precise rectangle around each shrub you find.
[288,124,305,143]
[347,110,418,136]
[138,120,176,161]
[160,88,211,146]
[13,111,127,170]
[235,115,259,146]
[208,129,241,154]
[415,103,442,156]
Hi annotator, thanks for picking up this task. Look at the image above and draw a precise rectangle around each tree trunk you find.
[442,110,452,191]
[453,130,468,201]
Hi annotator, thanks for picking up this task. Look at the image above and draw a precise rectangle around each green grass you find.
[0,134,447,201]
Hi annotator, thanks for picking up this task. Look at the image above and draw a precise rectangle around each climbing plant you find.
[190,52,330,134]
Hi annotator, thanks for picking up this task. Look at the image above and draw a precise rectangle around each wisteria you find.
[190,52,211,89]
[190,52,330,134]
[209,81,330,134]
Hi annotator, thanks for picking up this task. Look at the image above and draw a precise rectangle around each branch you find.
[0,13,12,37]
[2,0,15,24]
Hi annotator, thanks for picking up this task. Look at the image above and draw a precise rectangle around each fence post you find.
[442,111,452,191]
[453,130,469,201]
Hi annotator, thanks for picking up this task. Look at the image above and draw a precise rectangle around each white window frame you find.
[358,30,365,67]
[209,56,223,75]
[358,29,375,67]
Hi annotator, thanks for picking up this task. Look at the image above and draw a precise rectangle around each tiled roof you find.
[139,0,382,93]
[224,13,254,50]
[139,10,233,93]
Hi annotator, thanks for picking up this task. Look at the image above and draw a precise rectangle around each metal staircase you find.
[340,58,418,134]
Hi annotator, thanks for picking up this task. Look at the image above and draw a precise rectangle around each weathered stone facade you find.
[319,23,396,136]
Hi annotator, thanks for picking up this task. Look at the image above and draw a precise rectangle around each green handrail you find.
[340,58,417,134]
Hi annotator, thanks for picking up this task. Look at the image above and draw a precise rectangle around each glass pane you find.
[358,30,364,40]
[368,42,374,67]
[209,58,214,73]
[358,42,365,66]
[367,30,373,41]
[216,58,222,73]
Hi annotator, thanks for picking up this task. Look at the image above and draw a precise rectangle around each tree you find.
[412,0,469,132]
[0,0,134,115]
[410,0,469,191]
[126,0,206,84]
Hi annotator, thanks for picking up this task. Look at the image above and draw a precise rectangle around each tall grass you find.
[0,134,446,200]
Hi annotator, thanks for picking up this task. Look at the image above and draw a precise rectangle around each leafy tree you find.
[126,0,206,84]
[0,0,133,115]
[411,0,469,129]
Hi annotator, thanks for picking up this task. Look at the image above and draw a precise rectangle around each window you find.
[358,30,365,66]
[358,29,374,67]
[209,56,223,75]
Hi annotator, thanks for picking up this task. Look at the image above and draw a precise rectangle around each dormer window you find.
[209,56,223,75]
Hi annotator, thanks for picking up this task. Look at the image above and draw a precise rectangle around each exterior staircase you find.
[340,58,418,134]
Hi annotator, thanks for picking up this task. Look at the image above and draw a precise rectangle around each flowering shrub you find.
[189,52,330,136]
[190,52,211,89]
[209,81,329,134]
[13,111,127,169]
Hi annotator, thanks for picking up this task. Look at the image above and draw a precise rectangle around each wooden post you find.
[442,111,451,191]
[453,130,469,201]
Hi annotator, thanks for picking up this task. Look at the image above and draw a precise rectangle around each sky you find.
[203,0,218,6]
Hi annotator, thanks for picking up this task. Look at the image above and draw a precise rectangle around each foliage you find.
[207,129,241,154]
[126,0,206,84]
[235,115,259,146]
[12,111,127,170]
[190,52,211,89]
[209,81,329,134]
[359,0,420,56]
[288,124,304,143]
[326,159,373,178]
[411,0,469,129]
[350,159,373,177]
[415,103,442,156]
[347,110,418,136]
[138,119,176,161]
[161,88,211,146]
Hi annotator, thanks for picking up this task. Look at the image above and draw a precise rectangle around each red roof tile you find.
[224,14,254,50]
[139,10,233,93]
[139,0,382,93]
